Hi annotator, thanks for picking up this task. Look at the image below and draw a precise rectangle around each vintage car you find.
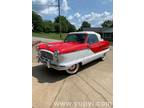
[36,31,110,74]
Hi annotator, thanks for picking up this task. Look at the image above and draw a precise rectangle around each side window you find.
[65,35,78,42]
[87,34,99,44]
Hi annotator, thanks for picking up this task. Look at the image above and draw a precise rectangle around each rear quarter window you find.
[87,34,99,44]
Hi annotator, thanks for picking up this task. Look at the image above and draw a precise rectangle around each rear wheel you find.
[66,64,80,75]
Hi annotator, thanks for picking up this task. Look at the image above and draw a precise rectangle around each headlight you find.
[54,50,59,58]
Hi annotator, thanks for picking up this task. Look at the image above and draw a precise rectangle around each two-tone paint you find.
[36,31,110,71]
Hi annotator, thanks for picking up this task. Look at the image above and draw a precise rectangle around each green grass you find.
[32,32,67,40]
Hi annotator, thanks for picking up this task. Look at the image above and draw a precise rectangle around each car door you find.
[87,34,102,53]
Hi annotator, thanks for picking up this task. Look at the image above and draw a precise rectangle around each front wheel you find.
[100,53,106,61]
[66,64,80,75]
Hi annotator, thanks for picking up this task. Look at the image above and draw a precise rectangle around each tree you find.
[54,23,60,33]
[32,11,43,32]
[43,20,55,33]
[101,20,113,28]
[54,16,69,32]
[32,12,76,33]
[79,21,91,31]
[54,16,76,33]
[77,28,82,31]
[68,23,76,32]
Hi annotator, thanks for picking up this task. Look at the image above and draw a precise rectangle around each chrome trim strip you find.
[39,49,54,54]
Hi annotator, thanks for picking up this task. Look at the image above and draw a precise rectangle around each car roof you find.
[68,31,100,35]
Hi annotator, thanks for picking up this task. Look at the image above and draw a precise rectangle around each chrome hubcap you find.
[69,65,76,70]
[66,64,79,74]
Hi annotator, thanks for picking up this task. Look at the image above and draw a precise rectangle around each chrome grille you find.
[40,51,53,60]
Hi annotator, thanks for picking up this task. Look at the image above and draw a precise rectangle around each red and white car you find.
[36,31,110,74]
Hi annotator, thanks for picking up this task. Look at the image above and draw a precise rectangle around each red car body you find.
[36,31,110,74]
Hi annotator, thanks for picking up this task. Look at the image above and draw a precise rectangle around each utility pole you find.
[58,0,61,38]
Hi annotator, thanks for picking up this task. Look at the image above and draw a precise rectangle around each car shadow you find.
[32,59,102,83]
[32,65,69,83]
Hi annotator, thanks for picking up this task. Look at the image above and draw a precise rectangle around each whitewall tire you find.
[66,64,80,75]
[101,53,106,61]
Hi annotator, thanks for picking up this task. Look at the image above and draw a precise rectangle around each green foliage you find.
[82,21,91,28]
[101,20,113,28]
[54,16,68,32]
[32,11,43,32]
[32,11,76,33]
[77,28,82,31]
[54,23,60,33]
[54,16,76,33]
[43,20,55,33]
[79,21,91,30]
[68,24,76,32]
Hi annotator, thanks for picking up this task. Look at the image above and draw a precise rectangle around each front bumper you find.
[37,57,69,71]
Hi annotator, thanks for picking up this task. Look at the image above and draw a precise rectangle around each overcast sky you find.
[32,0,113,28]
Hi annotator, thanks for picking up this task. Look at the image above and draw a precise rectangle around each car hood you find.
[38,41,88,54]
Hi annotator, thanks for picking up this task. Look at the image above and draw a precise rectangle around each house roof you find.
[102,27,113,33]
[82,27,113,33]
[83,27,103,33]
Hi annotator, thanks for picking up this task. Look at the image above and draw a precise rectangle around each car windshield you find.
[64,34,86,43]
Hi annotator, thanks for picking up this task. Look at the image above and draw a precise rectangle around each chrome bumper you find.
[37,57,69,70]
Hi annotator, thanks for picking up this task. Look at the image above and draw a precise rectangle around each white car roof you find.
[68,31,99,35]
